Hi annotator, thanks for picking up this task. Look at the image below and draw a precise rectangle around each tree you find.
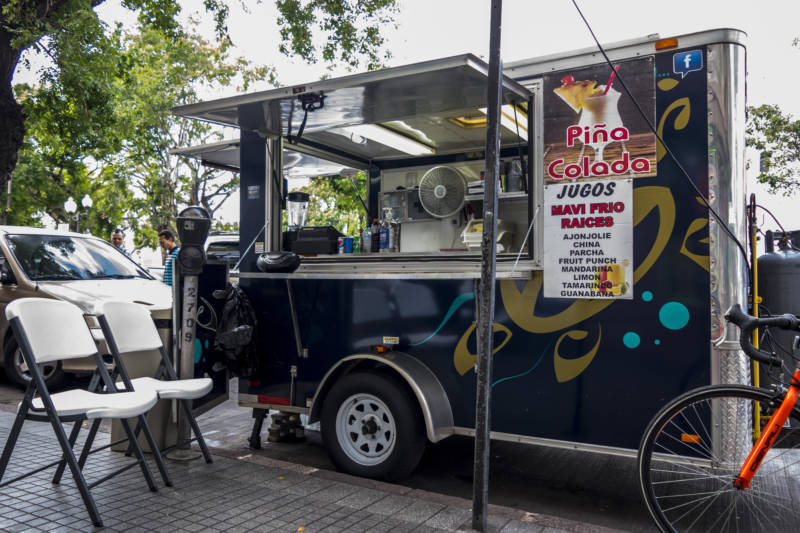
[7,20,128,231]
[1,0,398,223]
[746,104,800,196]
[293,173,368,236]
[745,37,800,196]
[112,25,272,249]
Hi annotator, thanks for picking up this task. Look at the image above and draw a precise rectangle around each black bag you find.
[214,284,260,378]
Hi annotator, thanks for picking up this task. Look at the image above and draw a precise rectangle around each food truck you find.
[173,28,747,480]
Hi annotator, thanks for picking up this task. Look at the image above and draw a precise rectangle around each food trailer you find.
[173,28,747,480]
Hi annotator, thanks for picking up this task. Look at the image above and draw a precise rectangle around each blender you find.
[282,191,342,254]
[286,192,310,230]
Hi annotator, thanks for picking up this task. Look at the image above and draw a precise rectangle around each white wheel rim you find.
[14,348,57,381]
[335,393,396,466]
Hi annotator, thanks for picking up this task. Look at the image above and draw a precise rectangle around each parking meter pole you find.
[171,264,181,435]
[169,205,212,461]
[177,274,199,451]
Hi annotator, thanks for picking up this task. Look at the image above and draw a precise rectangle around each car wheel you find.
[3,335,64,389]
[321,371,426,481]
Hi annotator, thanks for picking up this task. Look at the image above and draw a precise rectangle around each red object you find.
[602,65,619,95]
[735,369,800,489]
[257,395,290,405]
[561,75,575,86]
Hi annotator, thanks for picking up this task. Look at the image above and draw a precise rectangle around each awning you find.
[170,140,361,179]
[172,54,533,162]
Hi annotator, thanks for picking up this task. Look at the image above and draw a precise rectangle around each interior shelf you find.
[464,191,528,201]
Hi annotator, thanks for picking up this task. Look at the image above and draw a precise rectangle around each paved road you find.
[0,373,657,532]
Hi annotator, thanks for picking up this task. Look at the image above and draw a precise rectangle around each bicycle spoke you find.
[702,494,736,532]
[639,386,800,532]
[650,473,731,485]
[757,448,800,477]
[660,415,716,460]
[661,488,728,530]
[748,490,788,531]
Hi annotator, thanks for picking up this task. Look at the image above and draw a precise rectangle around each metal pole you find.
[472,0,503,530]
[177,274,199,451]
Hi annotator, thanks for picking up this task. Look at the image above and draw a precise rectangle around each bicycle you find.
[637,304,800,532]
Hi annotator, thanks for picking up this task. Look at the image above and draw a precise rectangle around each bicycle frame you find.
[734,364,800,489]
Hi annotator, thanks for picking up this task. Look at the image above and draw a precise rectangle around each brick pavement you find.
[0,411,620,533]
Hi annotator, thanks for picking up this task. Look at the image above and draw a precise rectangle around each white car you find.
[0,226,172,388]
[205,232,239,278]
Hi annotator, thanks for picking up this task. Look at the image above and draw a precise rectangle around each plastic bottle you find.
[379,210,391,253]
[361,226,372,254]
[370,217,380,253]
[391,218,400,252]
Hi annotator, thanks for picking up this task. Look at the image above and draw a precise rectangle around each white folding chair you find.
[0,298,161,527]
[98,301,213,463]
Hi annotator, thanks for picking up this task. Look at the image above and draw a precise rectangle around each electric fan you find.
[418,166,467,218]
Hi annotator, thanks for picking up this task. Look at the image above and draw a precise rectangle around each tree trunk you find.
[0,28,25,218]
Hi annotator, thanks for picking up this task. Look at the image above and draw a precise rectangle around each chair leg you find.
[0,407,29,483]
[118,418,158,492]
[52,420,84,484]
[181,399,213,463]
[74,419,103,473]
[124,419,144,458]
[46,415,104,527]
[136,413,173,487]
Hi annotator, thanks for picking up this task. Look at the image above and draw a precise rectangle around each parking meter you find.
[174,206,211,455]
[176,206,211,275]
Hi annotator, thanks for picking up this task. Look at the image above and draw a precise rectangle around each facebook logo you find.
[673,50,703,79]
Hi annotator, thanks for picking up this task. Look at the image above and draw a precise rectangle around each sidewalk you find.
[0,411,622,533]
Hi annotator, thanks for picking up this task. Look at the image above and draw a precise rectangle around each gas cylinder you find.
[757,230,800,383]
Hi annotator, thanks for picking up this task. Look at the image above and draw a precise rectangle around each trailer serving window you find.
[173,54,540,278]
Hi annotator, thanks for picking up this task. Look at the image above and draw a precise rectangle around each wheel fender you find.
[309,352,454,443]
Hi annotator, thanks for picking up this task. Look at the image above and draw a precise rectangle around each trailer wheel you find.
[321,371,425,481]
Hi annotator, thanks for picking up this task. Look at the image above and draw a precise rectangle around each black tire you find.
[321,371,426,481]
[3,335,64,389]
[638,384,800,532]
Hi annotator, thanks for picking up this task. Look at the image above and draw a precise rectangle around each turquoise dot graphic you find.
[659,302,690,330]
[642,291,653,302]
[623,332,641,349]
[654,339,661,345]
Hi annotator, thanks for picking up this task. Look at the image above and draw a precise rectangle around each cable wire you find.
[756,204,800,251]
[570,0,750,270]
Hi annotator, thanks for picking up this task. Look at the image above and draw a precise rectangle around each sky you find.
[16,0,800,253]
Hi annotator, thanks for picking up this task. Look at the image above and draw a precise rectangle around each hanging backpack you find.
[214,284,260,378]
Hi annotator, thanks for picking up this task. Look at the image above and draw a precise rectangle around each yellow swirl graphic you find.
[656,97,691,162]
[657,78,680,91]
[680,217,710,271]
[554,327,602,383]
[500,186,675,334]
[453,322,513,376]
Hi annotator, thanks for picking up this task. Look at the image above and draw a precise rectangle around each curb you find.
[211,446,628,533]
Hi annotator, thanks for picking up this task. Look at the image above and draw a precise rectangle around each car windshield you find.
[207,241,239,270]
[5,234,152,281]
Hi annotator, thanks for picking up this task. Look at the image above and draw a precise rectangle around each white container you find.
[461,218,513,252]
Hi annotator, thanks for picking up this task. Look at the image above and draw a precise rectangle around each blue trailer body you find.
[177,29,747,476]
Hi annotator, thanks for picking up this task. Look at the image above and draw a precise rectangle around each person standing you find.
[158,229,179,287]
[110,228,129,255]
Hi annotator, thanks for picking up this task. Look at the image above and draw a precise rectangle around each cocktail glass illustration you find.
[593,263,628,296]
[576,87,625,163]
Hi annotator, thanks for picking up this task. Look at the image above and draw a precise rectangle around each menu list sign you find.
[544,179,633,299]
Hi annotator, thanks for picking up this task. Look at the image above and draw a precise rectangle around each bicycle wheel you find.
[638,384,800,532]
